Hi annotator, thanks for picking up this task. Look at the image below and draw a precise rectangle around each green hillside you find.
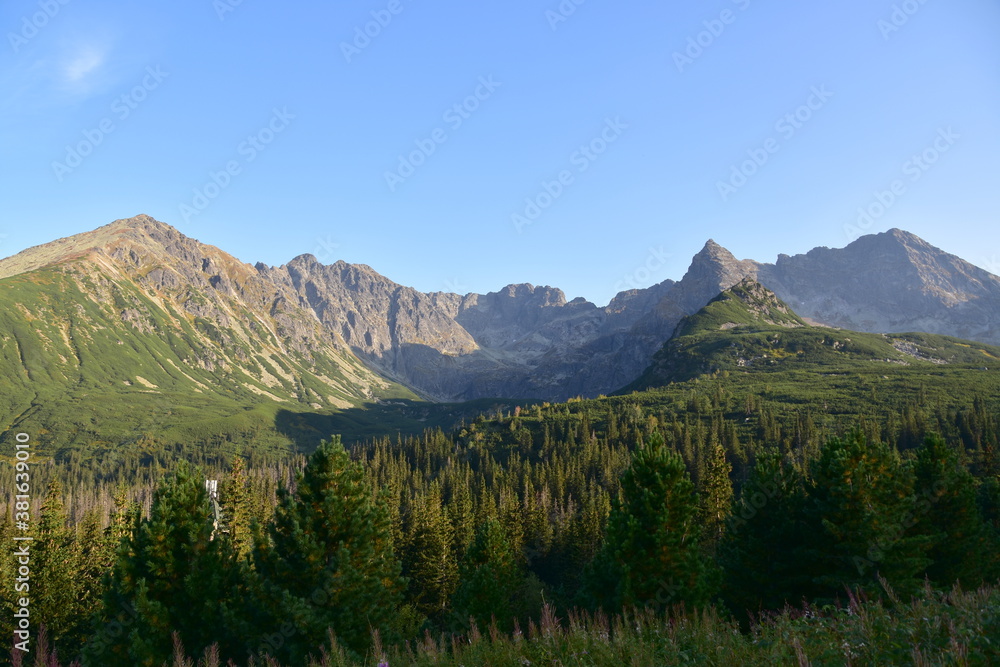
[0,264,418,462]
[627,278,1000,392]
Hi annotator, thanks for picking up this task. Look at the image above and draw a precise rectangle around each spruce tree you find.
[976,476,1000,581]
[0,515,15,654]
[403,484,457,620]
[450,518,524,632]
[85,465,251,666]
[718,451,812,617]
[33,480,81,655]
[803,430,931,600]
[220,455,254,559]
[700,442,733,551]
[105,483,137,555]
[75,509,111,608]
[253,436,404,663]
[912,434,987,587]
[598,432,716,611]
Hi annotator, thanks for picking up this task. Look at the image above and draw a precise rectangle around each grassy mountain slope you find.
[0,217,418,461]
[627,278,1000,391]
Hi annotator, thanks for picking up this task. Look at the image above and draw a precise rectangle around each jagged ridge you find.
[627,279,1000,390]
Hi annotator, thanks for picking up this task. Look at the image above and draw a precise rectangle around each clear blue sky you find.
[1,0,998,306]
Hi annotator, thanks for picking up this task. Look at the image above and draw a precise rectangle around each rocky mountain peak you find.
[658,239,758,316]
[106,213,170,231]
[728,278,803,323]
[495,283,568,307]
[695,238,735,262]
[672,277,805,339]
[4,215,999,403]
[689,239,753,278]
[288,253,320,267]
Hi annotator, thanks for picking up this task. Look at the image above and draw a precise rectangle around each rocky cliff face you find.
[755,229,1000,344]
[2,217,997,403]
[0,215,410,408]
[260,253,678,400]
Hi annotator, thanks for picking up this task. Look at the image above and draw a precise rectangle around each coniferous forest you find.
[3,386,1000,666]
[6,0,1000,661]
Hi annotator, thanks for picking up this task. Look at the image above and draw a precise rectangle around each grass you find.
[22,582,1000,666]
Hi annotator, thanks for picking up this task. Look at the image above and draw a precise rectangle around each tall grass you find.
[22,581,999,666]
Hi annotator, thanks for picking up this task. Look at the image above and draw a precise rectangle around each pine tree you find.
[32,480,81,654]
[803,430,931,600]
[597,432,716,611]
[718,451,812,617]
[912,434,987,587]
[450,518,524,632]
[700,442,733,551]
[85,465,251,666]
[253,436,404,662]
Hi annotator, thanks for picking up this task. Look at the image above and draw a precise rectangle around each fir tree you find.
[85,465,251,666]
[718,451,812,617]
[450,518,524,632]
[804,430,931,600]
[597,432,716,611]
[912,434,988,587]
[253,436,404,662]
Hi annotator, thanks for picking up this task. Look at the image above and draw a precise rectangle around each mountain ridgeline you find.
[1,215,999,458]
[628,276,1000,390]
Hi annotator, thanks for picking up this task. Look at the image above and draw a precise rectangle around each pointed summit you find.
[672,238,758,311]
[0,215,217,280]
[105,213,170,230]
[757,229,1000,343]
[696,238,735,261]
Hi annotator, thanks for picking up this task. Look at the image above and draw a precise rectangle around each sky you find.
[1,0,998,306]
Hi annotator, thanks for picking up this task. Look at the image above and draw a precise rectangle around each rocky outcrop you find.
[755,229,1000,344]
[2,217,998,403]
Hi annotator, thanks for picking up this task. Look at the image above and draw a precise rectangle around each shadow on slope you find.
[275,396,539,450]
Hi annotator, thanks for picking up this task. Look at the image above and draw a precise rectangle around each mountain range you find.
[1,215,998,413]
[628,276,1000,392]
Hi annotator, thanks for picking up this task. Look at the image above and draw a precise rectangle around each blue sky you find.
[1,0,998,306]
